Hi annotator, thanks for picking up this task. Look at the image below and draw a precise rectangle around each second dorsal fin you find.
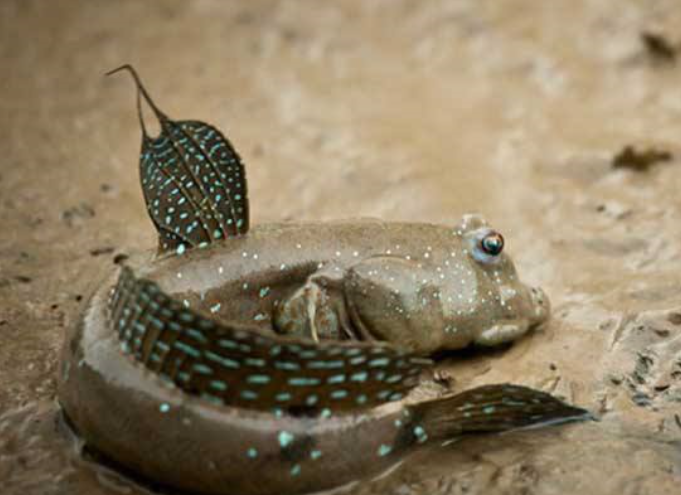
[110,266,432,415]
[107,65,249,254]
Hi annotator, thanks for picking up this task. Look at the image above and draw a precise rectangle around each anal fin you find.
[412,384,593,441]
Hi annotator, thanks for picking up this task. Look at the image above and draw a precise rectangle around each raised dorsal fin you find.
[107,65,249,254]
[110,266,432,416]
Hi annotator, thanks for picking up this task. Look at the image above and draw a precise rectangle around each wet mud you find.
[1,1,681,494]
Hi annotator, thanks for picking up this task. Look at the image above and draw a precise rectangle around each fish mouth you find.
[469,285,551,349]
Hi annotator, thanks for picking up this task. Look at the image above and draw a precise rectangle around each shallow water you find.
[1,0,681,493]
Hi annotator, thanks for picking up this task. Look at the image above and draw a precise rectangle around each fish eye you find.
[467,228,505,265]
[480,231,504,256]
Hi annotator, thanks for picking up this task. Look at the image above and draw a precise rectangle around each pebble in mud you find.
[600,309,681,408]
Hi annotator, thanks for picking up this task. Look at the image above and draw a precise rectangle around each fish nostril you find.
[529,287,551,323]
[529,287,548,310]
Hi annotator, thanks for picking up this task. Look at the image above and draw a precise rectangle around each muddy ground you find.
[1,1,681,494]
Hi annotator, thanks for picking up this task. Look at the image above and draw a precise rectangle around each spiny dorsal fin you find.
[110,267,432,416]
[107,65,249,254]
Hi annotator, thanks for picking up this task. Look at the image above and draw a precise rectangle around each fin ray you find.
[173,122,242,232]
[151,123,220,244]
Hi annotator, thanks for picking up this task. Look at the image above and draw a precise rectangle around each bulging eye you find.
[480,231,504,256]
[467,228,505,264]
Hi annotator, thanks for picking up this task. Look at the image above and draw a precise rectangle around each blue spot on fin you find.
[409,383,593,443]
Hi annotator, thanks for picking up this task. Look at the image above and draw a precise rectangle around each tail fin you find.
[413,384,592,441]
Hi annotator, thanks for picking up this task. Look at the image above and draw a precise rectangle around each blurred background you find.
[1,1,681,494]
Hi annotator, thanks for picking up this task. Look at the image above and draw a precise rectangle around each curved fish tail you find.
[412,384,593,441]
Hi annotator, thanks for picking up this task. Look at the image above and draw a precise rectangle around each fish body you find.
[144,218,549,355]
[59,265,586,495]
[57,66,590,495]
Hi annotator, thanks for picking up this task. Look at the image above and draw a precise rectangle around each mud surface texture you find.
[2,1,681,494]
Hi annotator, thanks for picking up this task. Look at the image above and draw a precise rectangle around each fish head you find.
[439,213,550,349]
[344,214,550,354]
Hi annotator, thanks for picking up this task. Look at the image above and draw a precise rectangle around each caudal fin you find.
[413,384,592,441]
